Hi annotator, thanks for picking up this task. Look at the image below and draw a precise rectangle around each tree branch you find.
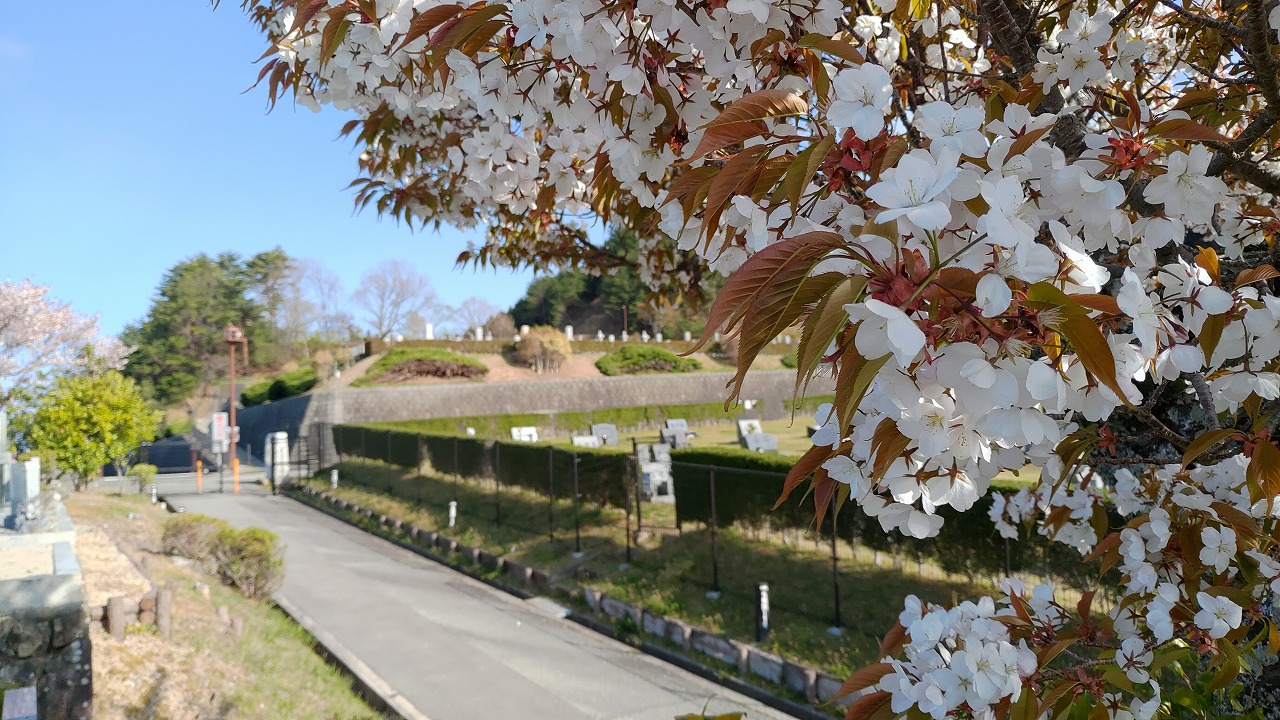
[1189,372,1221,430]
[1153,0,1246,38]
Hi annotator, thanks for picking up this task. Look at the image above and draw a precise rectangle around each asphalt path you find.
[156,472,795,720]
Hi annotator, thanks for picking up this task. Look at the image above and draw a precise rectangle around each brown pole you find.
[230,340,239,494]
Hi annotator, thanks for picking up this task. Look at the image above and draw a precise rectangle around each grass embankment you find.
[353,346,488,387]
[65,491,379,720]
[303,460,995,678]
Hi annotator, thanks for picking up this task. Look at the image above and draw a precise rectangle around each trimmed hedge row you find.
[370,400,747,439]
[333,424,631,508]
[670,446,1115,591]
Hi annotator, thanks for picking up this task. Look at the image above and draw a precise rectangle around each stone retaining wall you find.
[289,484,861,712]
[236,369,832,469]
[0,524,93,720]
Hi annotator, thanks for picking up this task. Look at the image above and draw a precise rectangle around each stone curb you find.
[271,595,432,720]
[286,485,850,718]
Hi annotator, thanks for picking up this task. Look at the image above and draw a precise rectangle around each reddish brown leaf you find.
[843,690,893,720]
[835,663,895,700]
[392,3,463,51]
[704,89,809,129]
[1235,264,1280,288]
[775,443,834,509]
[1196,246,1221,285]
[1151,117,1234,144]
[686,121,768,162]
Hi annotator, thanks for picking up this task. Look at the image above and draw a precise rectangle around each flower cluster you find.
[236,0,1280,715]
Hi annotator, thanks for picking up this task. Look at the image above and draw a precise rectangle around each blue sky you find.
[0,2,544,337]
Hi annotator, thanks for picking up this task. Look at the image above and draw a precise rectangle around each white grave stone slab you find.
[2,686,37,720]
[565,325,574,341]
[590,423,619,446]
[683,331,692,342]
[510,426,540,443]
[571,435,602,448]
[596,330,605,341]
[424,322,434,340]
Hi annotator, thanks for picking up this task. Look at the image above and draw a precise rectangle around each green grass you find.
[302,461,996,679]
[353,346,488,387]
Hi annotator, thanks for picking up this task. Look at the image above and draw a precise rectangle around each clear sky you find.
[0,2,543,337]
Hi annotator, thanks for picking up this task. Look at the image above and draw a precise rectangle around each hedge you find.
[332,424,631,508]
[368,400,748,439]
[669,446,1116,591]
[595,345,702,376]
[241,365,318,407]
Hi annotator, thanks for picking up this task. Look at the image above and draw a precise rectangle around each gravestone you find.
[7,458,39,531]
[424,322,434,340]
[655,332,663,342]
[590,423,619,446]
[596,330,604,341]
[571,435,602,448]
[743,432,779,453]
[510,426,540,443]
[607,334,615,343]
[521,325,531,336]
[640,462,673,501]
[651,443,672,463]
[621,331,629,342]
[485,331,493,341]
[665,418,689,435]
[475,325,485,341]
[1,686,37,720]
[565,325,574,341]
[660,428,689,449]
[641,330,650,342]
[736,419,764,444]
[683,331,692,342]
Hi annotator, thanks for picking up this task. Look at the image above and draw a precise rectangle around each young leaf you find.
[1150,117,1234,144]
[1181,428,1237,467]
[774,443,834,509]
[703,89,809,129]
[834,663,895,700]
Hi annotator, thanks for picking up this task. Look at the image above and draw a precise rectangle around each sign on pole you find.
[211,413,230,454]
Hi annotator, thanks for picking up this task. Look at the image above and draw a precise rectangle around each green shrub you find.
[242,366,318,406]
[268,366,318,401]
[595,345,702,376]
[241,379,272,407]
[780,348,797,368]
[354,347,488,387]
[162,514,230,567]
[212,527,285,600]
[132,463,158,492]
[162,418,194,437]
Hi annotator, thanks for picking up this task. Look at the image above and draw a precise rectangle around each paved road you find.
[157,472,795,720]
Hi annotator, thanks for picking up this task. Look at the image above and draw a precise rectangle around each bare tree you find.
[451,297,501,336]
[305,261,352,343]
[280,261,318,356]
[351,260,437,340]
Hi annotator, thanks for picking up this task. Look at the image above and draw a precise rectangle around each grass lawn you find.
[302,460,997,679]
[65,491,379,720]
[352,346,488,387]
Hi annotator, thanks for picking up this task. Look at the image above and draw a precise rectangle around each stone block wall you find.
[0,576,92,719]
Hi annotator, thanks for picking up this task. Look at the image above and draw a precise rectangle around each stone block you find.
[815,673,855,707]
[460,546,481,564]
[582,587,602,612]
[689,629,738,667]
[665,618,691,649]
[599,596,629,621]
[529,569,550,588]
[782,662,817,698]
[504,561,531,585]
[476,551,499,569]
[640,610,666,638]
[746,647,785,684]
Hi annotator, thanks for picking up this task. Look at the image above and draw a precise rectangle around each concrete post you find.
[106,596,125,641]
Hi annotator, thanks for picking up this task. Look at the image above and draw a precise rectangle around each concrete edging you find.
[284,484,849,720]
[271,594,432,720]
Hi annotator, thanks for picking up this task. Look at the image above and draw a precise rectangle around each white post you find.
[424,322,434,340]
[565,325,574,341]
[448,501,458,528]
[520,325,530,336]
[475,325,485,341]
[684,331,692,342]
[330,469,339,489]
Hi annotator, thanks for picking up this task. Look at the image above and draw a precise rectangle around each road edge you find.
[271,593,432,720]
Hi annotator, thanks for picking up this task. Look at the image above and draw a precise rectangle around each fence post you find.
[709,466,721,596]
[830,512,843,630]
[631,437,643,534]
[624,457,634,564]
[453,436,460,504]
[547,446,555,543]
[572,452,582,555]
[494,442,502,526]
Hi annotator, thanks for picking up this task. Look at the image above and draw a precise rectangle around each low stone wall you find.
[289,484,862,713]
[0,520,93,719]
